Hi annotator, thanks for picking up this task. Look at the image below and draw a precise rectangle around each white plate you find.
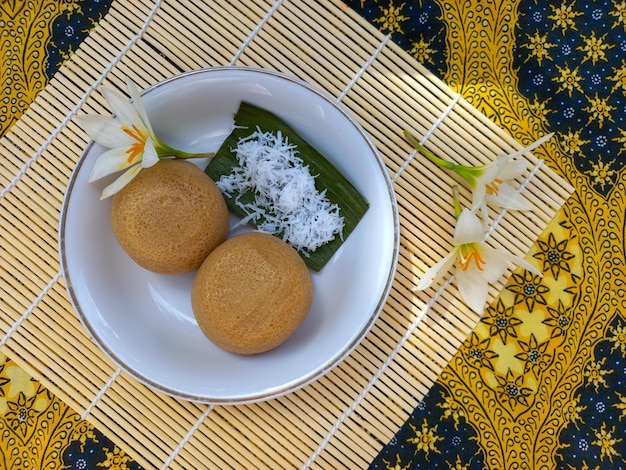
[60,67,399,403]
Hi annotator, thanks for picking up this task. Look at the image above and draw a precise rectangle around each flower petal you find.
[479,247,512,283]
[75,115,133,148]
[99,164,142,199]
[453,209,485,245]
[479,245,542,281]
[456,266,490,313]
[414,249,458,291]
[498,250,542,277]
[469,164,498,210]
[497,156,527,180]
[101,85,142,128]
[505,132,554,160]
[89,147,135,182]
[487,182,532,210]
[470,185,488,211]
[141,138,159,168]
[126,78,154,135]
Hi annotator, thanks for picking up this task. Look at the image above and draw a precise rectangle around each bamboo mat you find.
[0,1,574,468]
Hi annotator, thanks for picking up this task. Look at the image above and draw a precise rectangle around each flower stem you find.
[172,151,216,159]
[452,185,462,220]
[403,130,456,170]
[157,140,215,159]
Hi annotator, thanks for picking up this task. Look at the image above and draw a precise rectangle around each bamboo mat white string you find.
[0,0,165,371]
[0,272,62,348]
[81,368,122,420]
[161,405,214,470]
[337,34,391,103]
[230,0,284,65]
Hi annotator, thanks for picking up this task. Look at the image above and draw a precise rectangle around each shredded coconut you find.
[216,128,344,253]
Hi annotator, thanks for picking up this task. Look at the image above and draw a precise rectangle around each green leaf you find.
[205,102,369,271]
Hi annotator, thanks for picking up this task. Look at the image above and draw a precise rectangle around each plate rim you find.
[59,66,400,404]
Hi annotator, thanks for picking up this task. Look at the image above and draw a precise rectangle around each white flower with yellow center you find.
[414,203,541,314]
[76,78,212,199]
[404,131,554,213]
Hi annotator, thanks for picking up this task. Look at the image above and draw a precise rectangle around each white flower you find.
[76,78,211,199]
[405,131,554,213]
[471,154,532,211]
[414,207,541,314]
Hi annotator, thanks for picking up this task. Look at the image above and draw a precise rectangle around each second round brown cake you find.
[191,231,313,355]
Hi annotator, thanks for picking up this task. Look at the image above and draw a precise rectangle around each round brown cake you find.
[110,159,229,274]
[191,231,313,355]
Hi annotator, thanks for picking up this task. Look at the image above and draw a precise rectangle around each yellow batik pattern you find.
[0,1,58,135]
[0,352,80,469]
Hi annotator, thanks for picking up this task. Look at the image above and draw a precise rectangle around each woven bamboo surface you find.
[0,1,574,468]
